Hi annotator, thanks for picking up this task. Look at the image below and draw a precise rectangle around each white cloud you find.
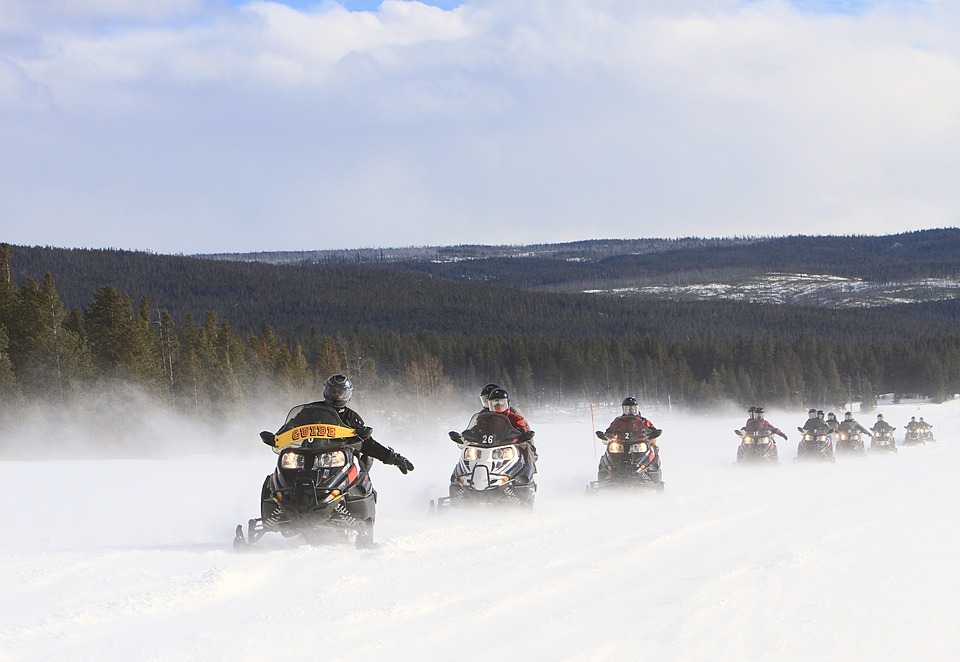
[1,0,959,252]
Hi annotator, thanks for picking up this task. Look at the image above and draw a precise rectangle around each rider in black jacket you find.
[276,374,414,473]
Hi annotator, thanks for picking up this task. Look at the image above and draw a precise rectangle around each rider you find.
[484,387,537,470]
[469,382,523,427]
[838,411,871,438]
[905,416,920,435]
[743,406,757,430]
[745,406,788,440]
[801,408,829,434]
[276,373,415,474]
[825,412,840,434]
[918,417,932,431]
[871,413,895,437]
[605,397,662,448]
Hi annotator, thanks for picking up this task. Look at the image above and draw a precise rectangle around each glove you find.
[778,431,788,440]
[387,449,415,474]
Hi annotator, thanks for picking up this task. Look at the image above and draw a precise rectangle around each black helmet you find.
[817,410,825,419]
[827,412,837,420]
[808,408,817,416]
[488,388,510,412]
[844,412,853,421]
[323,373,353,407]
[877,413,884,420]
[754,406,764,418]
[623,397,639,416]
[910,416,916,421]
[480,382,501,407]
[748,406,756,414]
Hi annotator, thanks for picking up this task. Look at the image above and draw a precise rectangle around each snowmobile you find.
[870,429,897,453]
[733,428,779,465]
[836,430,867,456]
[903,428,926,446]
[587,427,664,493]
[795,427,836,462]
[431,410,537,511]
[234,402,377,549]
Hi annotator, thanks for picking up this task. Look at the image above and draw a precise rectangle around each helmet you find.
[488,388,510,413]
[808,408,817,416]
[920,417,925,422]
[844,412,853,421]
[910,416,916,421]
[747,406,756,414]
[827,412,837,420]
[817,410,825,419]
[877,413,884,420]
[754,406,765,418]
[323,373,353,407]
[480,383,501,408]
[623,397,639,416]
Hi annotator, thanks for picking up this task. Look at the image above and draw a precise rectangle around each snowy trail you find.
[2,404,959,661]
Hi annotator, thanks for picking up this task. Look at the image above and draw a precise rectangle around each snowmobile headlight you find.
[803,433,814,441]
[463,447,481,461]
[280,452,304,470]
[743,435,754,445]
[629,442,648,453]
[315,450,347,468]
[492,447,516,461]
[607,441,625,453]
[840,433,848,440]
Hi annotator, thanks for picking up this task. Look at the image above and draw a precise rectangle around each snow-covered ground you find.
[2,400,959,661]
[585,273,960,308]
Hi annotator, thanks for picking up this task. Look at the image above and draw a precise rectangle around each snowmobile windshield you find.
[283,402,347,427]
[462,411,523,446]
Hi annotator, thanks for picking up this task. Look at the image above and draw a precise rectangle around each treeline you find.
[10,241,960,347]
[2,243,959,423]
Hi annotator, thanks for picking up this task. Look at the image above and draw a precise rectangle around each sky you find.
[1,0,958,253]
[2,398,958,659]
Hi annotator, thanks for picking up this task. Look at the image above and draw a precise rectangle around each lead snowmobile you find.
[431,410,537,511]
[587,427,664,493]
[734,428,779,465]
[234,402,378,549]
[796,426,836,462]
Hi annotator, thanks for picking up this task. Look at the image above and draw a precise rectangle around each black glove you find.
[387,449,415,474]
[778,431,788,440]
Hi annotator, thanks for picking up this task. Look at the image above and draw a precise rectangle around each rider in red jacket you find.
[605,397,660,445]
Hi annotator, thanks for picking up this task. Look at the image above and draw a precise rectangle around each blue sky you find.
[1,0,957,253]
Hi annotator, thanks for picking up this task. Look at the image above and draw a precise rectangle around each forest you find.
[2,237,960,431]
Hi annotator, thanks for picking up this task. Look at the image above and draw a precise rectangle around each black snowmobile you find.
[431,411,536,511]
[870,429,897,453]
[234,402,378,549]
[587,427,664,493]
[902,428,925,446]
[733,428,779,465]
[836,430,867,456]
[796,427,836,462]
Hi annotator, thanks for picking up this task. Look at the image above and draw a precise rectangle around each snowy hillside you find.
[585,274,960,308]
[2,400,958,661]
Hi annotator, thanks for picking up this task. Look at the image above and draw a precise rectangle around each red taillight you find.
[347,464,359,483]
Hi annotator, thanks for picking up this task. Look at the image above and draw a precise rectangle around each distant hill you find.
[5,230,960,346]
[200,229,960,303]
